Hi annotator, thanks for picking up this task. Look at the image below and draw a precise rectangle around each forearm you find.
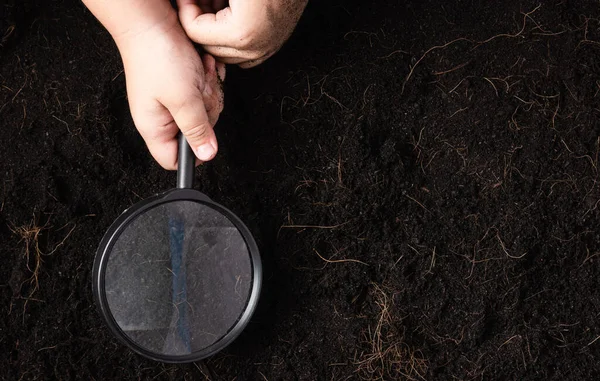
[82,0,178,47]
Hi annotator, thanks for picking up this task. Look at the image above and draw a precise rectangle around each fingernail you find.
[196,141,217,161]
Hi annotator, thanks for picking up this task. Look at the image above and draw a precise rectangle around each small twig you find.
[313,248,368,266]
[45,224,77,256]
[402,38,469,94]
[496,231,527,259]
[111,69,124,82]
[475,4,541,45]
[52,115,71,133]
[322,91,349,111]
[38,345,59,352]
[425,247,436,275]
[193,362,213,380]
[433,61,470,76]
[498,335,521,349]
[402,4,541,94]
[484,77,499,96]
[449,107,468,118]
[587,335,600,346]
[377,49,409,60]
[405,194,431,214]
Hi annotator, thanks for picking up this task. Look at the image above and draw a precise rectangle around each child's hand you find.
[176,0,308,68]
[117,22,225,169]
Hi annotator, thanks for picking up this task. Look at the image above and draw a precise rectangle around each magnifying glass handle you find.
[177,133,195,189]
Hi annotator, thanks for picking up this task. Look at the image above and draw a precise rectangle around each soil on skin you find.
[2,0,600,380]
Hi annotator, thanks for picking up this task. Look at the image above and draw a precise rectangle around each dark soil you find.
[2,0,600,380]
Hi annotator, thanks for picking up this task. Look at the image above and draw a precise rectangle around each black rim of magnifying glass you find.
[92,134,262,363]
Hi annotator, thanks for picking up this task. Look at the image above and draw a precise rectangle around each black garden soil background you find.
[2,0,600,380]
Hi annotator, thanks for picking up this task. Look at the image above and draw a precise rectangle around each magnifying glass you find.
[92,134,262,363]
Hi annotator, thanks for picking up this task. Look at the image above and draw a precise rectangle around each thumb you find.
[169,95,218,162]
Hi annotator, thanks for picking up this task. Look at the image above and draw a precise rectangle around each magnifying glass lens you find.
[104,200,253,357]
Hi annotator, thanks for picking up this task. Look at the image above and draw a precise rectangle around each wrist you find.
[115,13,190,66]
[83,0,179,48]
[114,7,180,49]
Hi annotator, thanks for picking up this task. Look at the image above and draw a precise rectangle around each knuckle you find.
[156,119,177,134]
[184,123,211,140]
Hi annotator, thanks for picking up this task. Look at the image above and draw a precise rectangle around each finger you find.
[168,94,219,162]
[201,54,225,125]
[176,0,202,20]
[147,135,179,170]
[201,53,226,88]
[202,52,216,73]
[137,116,180,170]
[178,6,239,47]
[202,44,257,60]
[202,44,272,67]
[204,95,221,126]
[130,98,181,169]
